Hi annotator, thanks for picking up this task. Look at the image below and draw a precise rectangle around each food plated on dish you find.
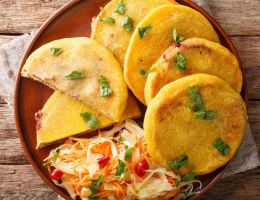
[18,0,248,199]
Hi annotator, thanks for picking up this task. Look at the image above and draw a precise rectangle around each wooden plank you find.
[0,0,69,34]
[0,164,259,199]
[0,165,57,199]
[0,0,259,35]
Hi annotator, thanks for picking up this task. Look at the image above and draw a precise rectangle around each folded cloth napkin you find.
[0,0,258,197]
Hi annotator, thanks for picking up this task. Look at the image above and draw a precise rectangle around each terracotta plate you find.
[14,0,248,199]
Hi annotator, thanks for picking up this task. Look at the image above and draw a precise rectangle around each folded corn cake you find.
[36,91,141,148]
[22,37,128,122]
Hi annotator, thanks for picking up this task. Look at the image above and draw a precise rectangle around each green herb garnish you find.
[121,15,133,32]
[174,52,187,71]
[138,25,152,39]
[89,197,101,200]
[213,138,229,156]
[65,71,86,80]
[173,28,185,43]
[118,136,125,142]
[115,0,126,14]
[169,154,188,169]
[50,47,63,56]
[187,86,216,120]
[98,75,113,97]
[182,172,196,181]
[175,179,180,187]
[99,16,115,24]
[80,112,100,129]
[124,147,134,161]
[179,191,189,200]
[115,159,126,177]
[88,175,103,197]
[139,68,151,77]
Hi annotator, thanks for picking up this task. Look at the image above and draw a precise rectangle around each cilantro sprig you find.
[65,71,86,80]
[115,159,126,177]
[169,154,188,169]
[115,0,126,14]
[138,25,152,39]
[213,138,229,156]
[174,52,187,71]
[121,15,133,32]
[172,28,185,43]
[99,16,115,24]
[124,147,134,161]
[80,112,100,129]
[187,86,216,120]
[88,175,103,198]
[50,47,63,56]
[98,75,113,97]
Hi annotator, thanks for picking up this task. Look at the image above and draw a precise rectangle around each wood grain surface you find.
[0,0,259,199]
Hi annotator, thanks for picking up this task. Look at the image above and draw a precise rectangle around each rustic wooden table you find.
[0,0,259,199]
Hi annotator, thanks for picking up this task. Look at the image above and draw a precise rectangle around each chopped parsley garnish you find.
[213,138,229,156]
[99,16,115,24]
[172,28,185,43]
[174,52,187,71]
[169,154,188,169]
[115,159,126,177]
[139,68,151,77]
[50,47,63,56]
[187,86,216,120]
[65,71,86,80]
[98,75,113,97]
[124,147,134,161]
[115,0,126,14]
[138,25,152,39]
[179,191,189,200]
[121,15,133,32]
[175,179,180,187]
[80,112,100,129]
[88,175,103,197]
[182,172,196,181]
[118,136,125,142]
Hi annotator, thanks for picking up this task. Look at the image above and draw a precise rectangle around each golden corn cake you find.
[91,0,175,67]
[144,74,247,175]
[124,4,220,104]
[36,91,141,148]
[145,38,242,104]
[22,37,128,122]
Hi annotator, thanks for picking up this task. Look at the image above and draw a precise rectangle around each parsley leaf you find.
[175,179,180,187]
[169,154,188,169]
[118,136,125,142]
[173,28,185,43]
[182,172,196,181]
[138,25,153,39]
[188,86,216,120]
[213,138,229,156]
[50,47,63,56]
[121,15,133,32]
[187,86,199,102]
[99,16,115,24]
[174,52,187,71]
[65,71,86,80]
[115,0,126,14]
[88,175,103,197]
[80,112,100,129]
[124,147,134,161]
[98,75,113,97]
[139,68,152,77]
[115,159,126,176]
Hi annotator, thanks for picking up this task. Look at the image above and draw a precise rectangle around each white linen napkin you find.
[0,0,259,198]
